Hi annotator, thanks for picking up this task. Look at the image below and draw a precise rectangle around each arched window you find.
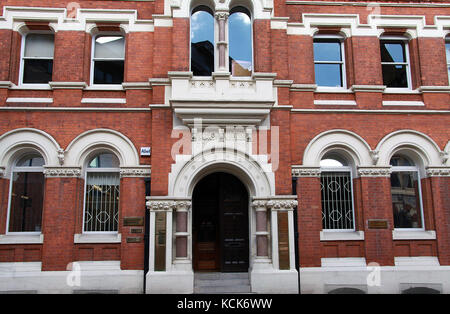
[83,153,120,232]
[91,34,125,85]
[390,154,424,229]
[20,33,54,84]
[7,154,45,233]
[190,6,215,76]
[228,7,252,76]
[320,154,355,230]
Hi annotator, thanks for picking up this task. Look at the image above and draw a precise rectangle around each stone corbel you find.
[266,196,298,211]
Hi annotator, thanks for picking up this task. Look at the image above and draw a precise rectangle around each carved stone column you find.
[215,11,229,71]
[174,200,191,260]
[252,199,270,258]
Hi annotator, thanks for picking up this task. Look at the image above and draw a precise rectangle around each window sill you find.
[392,230,436,240]
[85,85,124,91]
[74,233,122,244]
[315,87,351,93]
[10,83,51,90]
[0,234,44,244]
[383,88,420,94]
[320,231,364,241]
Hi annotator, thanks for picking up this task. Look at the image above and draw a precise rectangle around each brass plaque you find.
[368,219,389,229]
[130,227,143,234]
[123,217,144,226]
[126,237,142,243]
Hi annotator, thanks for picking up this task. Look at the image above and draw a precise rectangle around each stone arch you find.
[303,129,373,169]
[169,147,274,197]
[174,0,270,19]
[0,128,61,176]
[375,130,442,169]
[64,129,139,168]
[444,141,450,166]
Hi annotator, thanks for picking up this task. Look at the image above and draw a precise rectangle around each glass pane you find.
[154,212,167,271]
[84,172,120,232]
[446,43,450,61]
[16,154,45,167]
[277,211,290,270]
[191,10,214,76]
[94,36,125,59]
[320,158,345,167]
[382,64,408,88]
[23,59,53,84]
[24,34,54,58]
[88,153,120,168]
[390,155,413,167]
[321,172,354,230]
[229,11,252,76]
[315,63,342,87]
[313,41,342,62]
[391,171,422,228]
[93,60,124,84]
[380,41,406,63]
[9,172,44,232]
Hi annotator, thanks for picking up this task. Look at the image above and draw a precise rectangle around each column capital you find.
[426,167,450,177]
[43,166,81,178]
[146,197,192,212]
[357,166,391,177]
[253,196,298,211]
[215,11,229,21]
[120,166,151,178]
[291,166,321,178]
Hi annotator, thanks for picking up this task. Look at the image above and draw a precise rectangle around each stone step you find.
[194,272,251,294]
[194,285,252,294]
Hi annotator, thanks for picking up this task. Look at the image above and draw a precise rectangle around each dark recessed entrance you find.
[193,172,249,272]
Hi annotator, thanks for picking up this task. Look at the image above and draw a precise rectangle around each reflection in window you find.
[191,7,215,76]
[320,157,355,230]
[314,38,344,87]
[93,35,125,84]
[380,40,410,88]
[229,7,252,76]
[84,153,120,232]
[8,154,45,232]
[22,34,54,84]
[390,155,423,229]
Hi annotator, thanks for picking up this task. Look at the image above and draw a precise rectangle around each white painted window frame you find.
[82,166,121,234]
[390,165,425,231]
[320,166,356,232]
[90,33,126,87]
[380,36,413,91]
[18,31,54,89]
[6,160,44,236]
[313,34,347,91]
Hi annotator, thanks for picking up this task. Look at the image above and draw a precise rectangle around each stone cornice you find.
[357,166,392,177]
[291,166,321,177]
[120,166,151,178]
[426,167,450,177]
[43,166,81,178]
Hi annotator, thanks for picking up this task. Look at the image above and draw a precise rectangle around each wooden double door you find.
[193,172,249,272]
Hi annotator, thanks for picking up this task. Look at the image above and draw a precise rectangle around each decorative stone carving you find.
[0,167,5,178]
[146,198,192,212]
[357,166,392,177]
[214,12,229,21]
[291,166,321,177]
[370,150,379,165]
[43,167,81,178]
[120,166,151,178]
[440,151,449,164]
[426,167,450,177]
[252,196,298,211]
[57,149,65,165]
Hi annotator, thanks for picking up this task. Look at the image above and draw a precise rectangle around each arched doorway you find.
[192,172,249,272]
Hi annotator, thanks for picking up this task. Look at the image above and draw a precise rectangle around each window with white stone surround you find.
[83,153,120,232]
[7,154,45,233]
[190,6,215,76]
[446,38,450,84]
[313,35,346,88]
[390,155,424,230]
[380,37,412,89]
[91,35,125,85]
[320,154,355,231]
